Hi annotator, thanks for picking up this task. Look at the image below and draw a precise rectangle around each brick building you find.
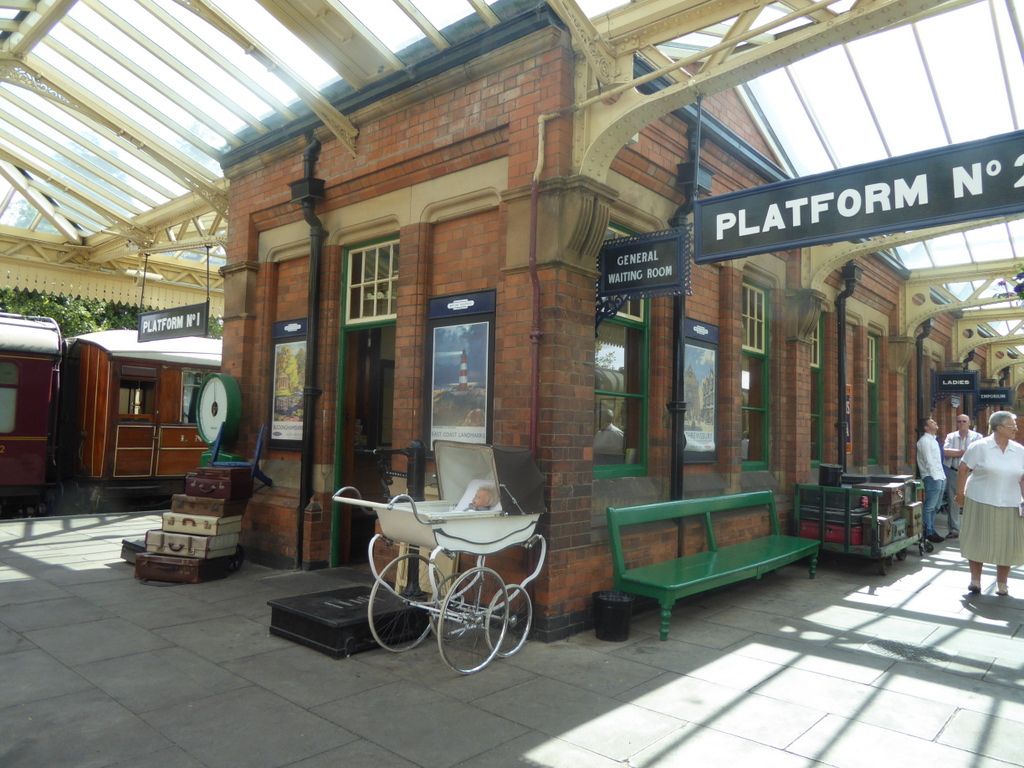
[218,6,978,640]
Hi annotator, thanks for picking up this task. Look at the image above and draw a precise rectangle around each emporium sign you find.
[694,129,1024,263]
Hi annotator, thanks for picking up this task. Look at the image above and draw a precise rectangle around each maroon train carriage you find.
[0,313,62,517]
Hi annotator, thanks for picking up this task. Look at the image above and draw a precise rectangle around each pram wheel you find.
[368,553,433,652]
[437,566,508,674]
[493,583,532,658]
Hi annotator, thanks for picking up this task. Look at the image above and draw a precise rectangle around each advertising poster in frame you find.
[270,318,307,448]
[426,291,495,447]
[683,319,718,463]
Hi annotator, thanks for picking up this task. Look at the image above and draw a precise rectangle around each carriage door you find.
[113,365,158,477]
[337,239,398,563]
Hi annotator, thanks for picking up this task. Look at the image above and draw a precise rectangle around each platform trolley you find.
[333,441,547,674]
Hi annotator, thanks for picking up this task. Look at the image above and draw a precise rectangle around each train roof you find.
[69,330,221,368]
[0,313,61,356]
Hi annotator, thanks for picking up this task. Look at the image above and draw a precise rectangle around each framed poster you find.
[270,318,307,448]
[683,319,718,463]
[426,291,495,447]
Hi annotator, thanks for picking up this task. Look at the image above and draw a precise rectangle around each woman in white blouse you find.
[954,410,1024,596]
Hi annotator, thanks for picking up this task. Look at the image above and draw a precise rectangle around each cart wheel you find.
[896,547,908,561]
[923,540,935,553]
[877,556,892,575]
[437,566,508,674]
[493,583,533,658]
[368,553,433,652]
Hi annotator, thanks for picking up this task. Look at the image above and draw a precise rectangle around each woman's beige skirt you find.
[959,498,1024,566]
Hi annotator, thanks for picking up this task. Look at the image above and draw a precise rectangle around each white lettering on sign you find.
[615,250,660,266]
[714,175,930,241]
[943,379,972,385]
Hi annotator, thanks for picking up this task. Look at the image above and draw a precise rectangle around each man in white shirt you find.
[917,417,946,544]
[942,415,982,539]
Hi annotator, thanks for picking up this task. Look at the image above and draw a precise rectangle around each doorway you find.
[337,324,395,563]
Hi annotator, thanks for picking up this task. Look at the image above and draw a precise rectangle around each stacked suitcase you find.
[135,467,252,583]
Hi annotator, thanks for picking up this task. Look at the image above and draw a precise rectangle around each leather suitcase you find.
[170,493,247,518]
[799,519,864,545]
[145,529,239,559]
[905,501,924,537]
[162,512,242,536]
[135,552,231,583]
[185,468,253,500]
[852,482,906,514]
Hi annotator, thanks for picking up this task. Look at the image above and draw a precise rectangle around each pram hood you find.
[434,441,546,516]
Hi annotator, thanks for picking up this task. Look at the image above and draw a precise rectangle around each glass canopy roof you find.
[0,0,1021,342]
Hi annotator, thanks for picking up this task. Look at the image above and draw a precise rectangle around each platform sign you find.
[694,129,1024,263]
[138,302,208,342]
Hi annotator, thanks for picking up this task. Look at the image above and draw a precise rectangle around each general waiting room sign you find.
[694,129,1024,263]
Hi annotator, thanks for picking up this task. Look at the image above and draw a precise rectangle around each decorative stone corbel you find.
[220,261,260,320]
[501,175,619,273]
[784,288,827,344]
[888,336,916,374]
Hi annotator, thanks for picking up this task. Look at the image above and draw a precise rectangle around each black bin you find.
[818,464,843,487]
[593,590,634,642]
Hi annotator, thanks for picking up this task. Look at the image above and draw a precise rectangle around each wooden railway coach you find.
[0,314,221,517]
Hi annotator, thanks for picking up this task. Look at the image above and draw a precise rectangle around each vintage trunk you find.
[145,529,239,559]
[170,493,247,518]
[161,512,243,535]
[185,467,253,500]
[134,552,232,583]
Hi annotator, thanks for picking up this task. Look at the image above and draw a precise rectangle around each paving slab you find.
[4,513,1024,768]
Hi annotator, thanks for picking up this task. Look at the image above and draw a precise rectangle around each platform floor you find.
[2,513,1023,768]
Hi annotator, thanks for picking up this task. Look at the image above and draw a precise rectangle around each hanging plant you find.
[996,271,1024,303]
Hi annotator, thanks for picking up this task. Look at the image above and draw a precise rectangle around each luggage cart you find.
[333,441,546,674]
[794,484,924,575]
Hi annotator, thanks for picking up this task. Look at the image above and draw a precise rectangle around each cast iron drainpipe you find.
[294,137,326,569]
[835,262,860,470]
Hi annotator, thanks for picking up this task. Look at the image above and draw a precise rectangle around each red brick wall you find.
[221,21,961,637]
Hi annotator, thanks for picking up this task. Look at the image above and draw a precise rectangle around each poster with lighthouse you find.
[430,320,489,445]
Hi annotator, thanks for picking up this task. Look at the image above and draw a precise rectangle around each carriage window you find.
[0,362,16,433]
[119,380,155,419]
[182,370,204,424]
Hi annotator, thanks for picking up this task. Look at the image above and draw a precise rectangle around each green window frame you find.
[810,316,823,466]
[595,226,649,478]
[867,334,879,464]
[346,238,399,324]
[741,283,769,470]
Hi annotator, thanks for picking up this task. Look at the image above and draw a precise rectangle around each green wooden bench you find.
[607,490,820,641]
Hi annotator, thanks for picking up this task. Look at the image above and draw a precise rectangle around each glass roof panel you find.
[745,70,830,176]
[154,0,302,112]
[965,225,1013,263]
[845,26,947,156]
[414,0,477,31]
[929,232,972,268]
[894,241,932,270]
[207,0,342,90]
[787,47,887,168]
[345,2,426,54]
